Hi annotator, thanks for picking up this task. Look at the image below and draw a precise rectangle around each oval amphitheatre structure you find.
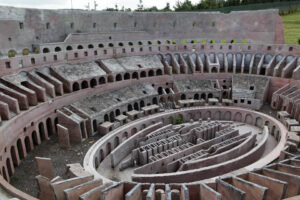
[0,5,299,200]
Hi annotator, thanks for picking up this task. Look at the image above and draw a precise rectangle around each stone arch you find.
[6,158,13,177]
[140,71,146,78]
[38,122,46,141]
[214,111,221,120]
[54,46,61,52]
[109,111,115,122]
[131,128,137,136]
[148,70,154,77]
[114,137,120,148]
[73,82,80,91]
[123,132,128,140]
[10,146,18,167]
[134,102,139,111]
[94,157,99,169]
[201,93,206,100]
[77,45,83,49]
[93,120,97,132]
[81,81,88,89]
[115,109,120,116]
[108,75,114,82]
[24,136,31,153]
[104,114,109,122]
[32,131,38,146]
[88,44,94,49]
[106,143,112,155]
[245,114,253,124]
[205,111,211,119]
[116,74,122,81]
[132,72,138,79]
[99,77,106,84]
[43,48,50,53]
[128,104,133,111]
[140,100,145,108]
[156,69,162,76]
[181,94,186,100]
[46,118,53,136]
[100,149,104,161]
[17,139,24,159]
[66,46,73,51]
[2,167,7,181]
[124,73,130,80]
[224,111,231,121]
[255,117,263,128]
[152,97,158,105]
[90,79,97,88]
[208,93,213,99]
[194,93,199,100]
[234,112,242,122]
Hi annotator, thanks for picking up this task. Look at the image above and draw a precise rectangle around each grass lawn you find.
[282,11,300,44]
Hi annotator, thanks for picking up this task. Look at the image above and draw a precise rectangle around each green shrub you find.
[181,40,187,44]
[8,50,15,58]
[241,40,248,44]
[221,40,227,43]
[22,49,29,55]
[200,40,207,44]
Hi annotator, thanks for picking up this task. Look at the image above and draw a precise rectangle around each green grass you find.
[282,11,300,44]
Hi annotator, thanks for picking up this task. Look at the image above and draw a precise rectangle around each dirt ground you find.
[10,134,101,197]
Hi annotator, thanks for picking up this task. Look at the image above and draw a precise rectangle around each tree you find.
[137,0,144,11]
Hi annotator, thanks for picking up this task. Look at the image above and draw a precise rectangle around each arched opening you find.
[152,97,158,104]
[88,44,94,49]
[73,82,80,91]
[106,143,112,155]
[54,118,58,133]
[99,77,106,84]
[131,128,137,136]
[158,87,163,95]
[124,73,130,80]
[94,157,99,169]
[46,118,53,136]
[109,111,115,122]
[116,74,122,81]
[156,69,162,76]
[24,136,31,153]
[108,75,114,83]
[10,146,18,167]
[108,43,114,47]
[132,72,138,79]
[208,93,213,99]
[100,149,104,161]
[128,42,133,46]
[201,93,206,100]
[222,91,227,98]
[128,104,133,111]
[134,102,139,111]
[54,47,61,52]
[17,139,24,159]
[165,88,170,94]
[140,100,145,108]
[2,167,7,181]
[32,131,38,146]
[104,114,109,122]
[123,132,128,140]
[81,81,88,89]
[66,46,73,51]
[181,94,186,100]
[90,79,97,88]
[98,43,104,48]
[6,158,13,177]
[114,137,120,148]
[141,71,146,78]
[39,122,46,141]
[43,48,50,53]
[115,109,120,116]
[211,67,218,73]
[148,70,154,77]
[93,120,97,132]
[234,112,242,122]
[194,93,199,100]
[77,45,83,50]
[118,42,123,47]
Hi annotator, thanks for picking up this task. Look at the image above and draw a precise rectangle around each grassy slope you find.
[282,11,300,44]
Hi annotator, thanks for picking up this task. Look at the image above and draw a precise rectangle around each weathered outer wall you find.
[0,7,282,54]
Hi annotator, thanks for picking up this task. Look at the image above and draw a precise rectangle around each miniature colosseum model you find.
[0,6,299,200]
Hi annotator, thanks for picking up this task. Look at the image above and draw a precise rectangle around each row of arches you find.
[114,69,163,82]
[103,97,158,123]
[94,127,138,168]
[72,77,106,92]
[2,117,58,182]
